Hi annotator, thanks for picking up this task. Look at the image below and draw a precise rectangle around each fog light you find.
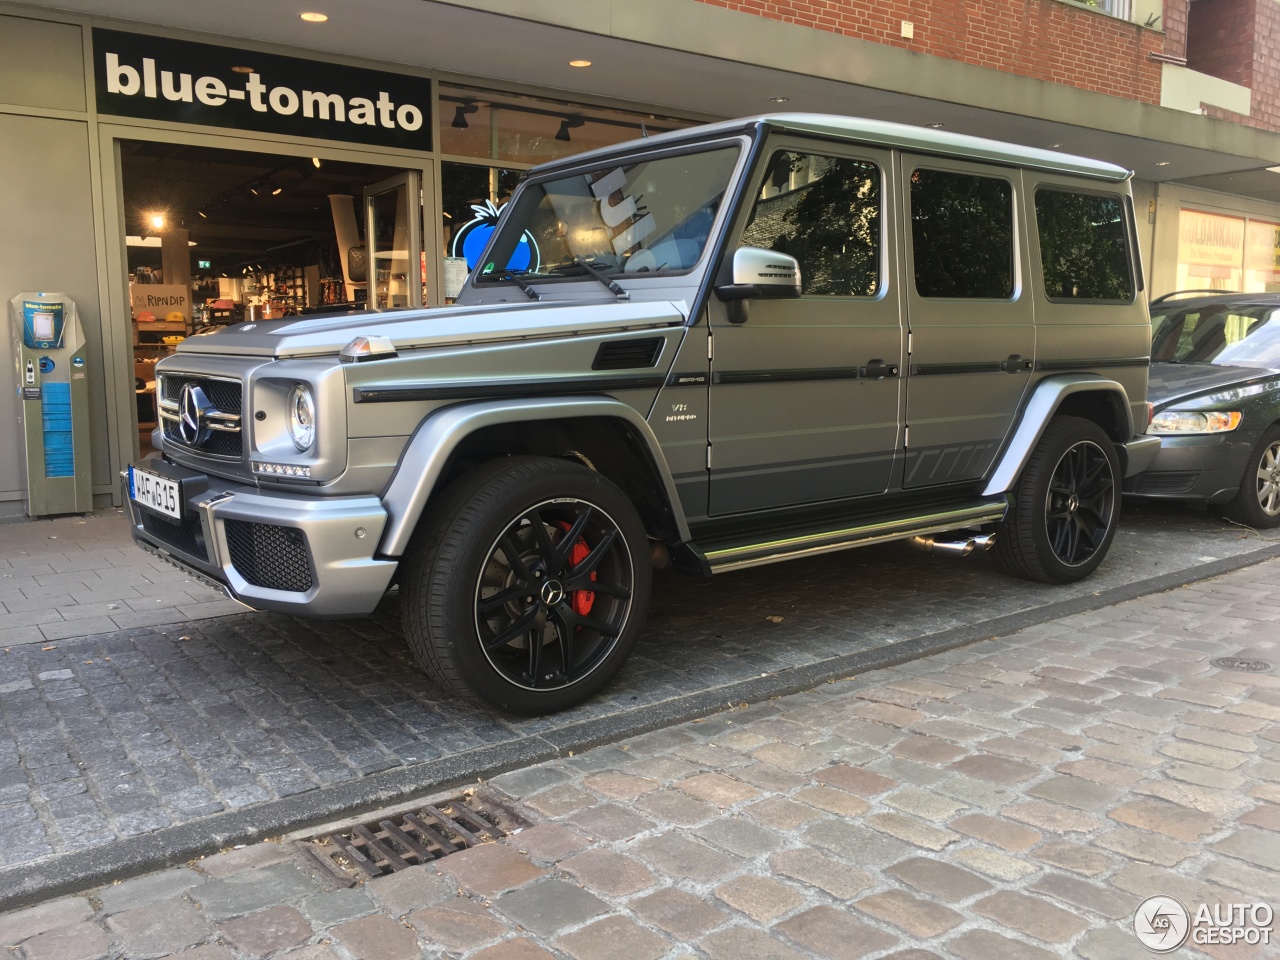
[254,462,312,478]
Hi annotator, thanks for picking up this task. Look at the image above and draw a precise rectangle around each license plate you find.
[129,465,182,520]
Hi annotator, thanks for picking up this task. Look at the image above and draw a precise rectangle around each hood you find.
[176,297,688,359]
[1148,362,1280,407]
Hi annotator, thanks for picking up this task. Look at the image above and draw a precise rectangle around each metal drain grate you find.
[307,792,531,885]
[1211,657,1272,673]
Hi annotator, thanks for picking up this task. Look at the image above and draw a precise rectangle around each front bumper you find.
[1124,431,1252,504]
[122,460,396,617]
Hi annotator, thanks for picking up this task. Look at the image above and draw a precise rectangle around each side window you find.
[1035,189,1133,301]
[911,169,1013,299]
[739,151,880,296]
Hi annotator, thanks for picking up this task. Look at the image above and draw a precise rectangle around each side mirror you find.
[714,247,802,323]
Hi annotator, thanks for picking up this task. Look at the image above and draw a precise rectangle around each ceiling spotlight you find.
[925,122,946,129]
[556,117,585,142]
[452,103,479,129]
[1155,160,1171,166]
[231,65,254,74]
[271,186,283,195]
[1050,143,1064,149]
[300,12,328,22]
[569,59,592,68]
[311,157,322,168]
[769,96,790,103]
[197,210,207,219]
[149,213,166,229]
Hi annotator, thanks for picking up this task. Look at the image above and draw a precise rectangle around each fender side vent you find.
[306,792,531,886]
[592,338,664,370]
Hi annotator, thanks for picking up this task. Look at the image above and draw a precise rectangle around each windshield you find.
[473,145,740,284]
[1151,303,1280,367]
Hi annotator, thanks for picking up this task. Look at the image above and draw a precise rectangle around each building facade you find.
[1,0,1278,515]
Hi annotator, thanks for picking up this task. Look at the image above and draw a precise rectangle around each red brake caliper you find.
[556,522,596,616]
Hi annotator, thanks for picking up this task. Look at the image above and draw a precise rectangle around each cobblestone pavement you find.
[0,503,1278,888]
[1,554,1277,959]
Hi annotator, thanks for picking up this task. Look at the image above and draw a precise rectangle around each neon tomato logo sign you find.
[450,199,539,272]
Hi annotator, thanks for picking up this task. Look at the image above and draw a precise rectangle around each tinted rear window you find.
[1036,189,1133,302]
[910,169,1013,299]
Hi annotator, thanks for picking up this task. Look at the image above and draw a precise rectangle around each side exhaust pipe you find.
[909,533,996,557]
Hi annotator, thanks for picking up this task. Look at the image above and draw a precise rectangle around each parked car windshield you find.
[1151,302,1280,368]
[473,145,740,284]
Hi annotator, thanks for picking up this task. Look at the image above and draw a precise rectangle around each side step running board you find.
[703,499,1008,574]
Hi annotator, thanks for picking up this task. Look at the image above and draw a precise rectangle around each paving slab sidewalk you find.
[0,509,244,646]
[2,556,1277,959]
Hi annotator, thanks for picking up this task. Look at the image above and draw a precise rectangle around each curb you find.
[2,541,1278,911]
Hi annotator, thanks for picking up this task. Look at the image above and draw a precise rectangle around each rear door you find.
[899,158,1034,487]
[707,139,904,515]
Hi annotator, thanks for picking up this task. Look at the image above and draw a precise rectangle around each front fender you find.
[377,396,689,556]
[982,375,1139,497]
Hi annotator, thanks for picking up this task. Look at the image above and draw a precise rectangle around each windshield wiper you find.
[500,272,541,301]
[550,256,630,300]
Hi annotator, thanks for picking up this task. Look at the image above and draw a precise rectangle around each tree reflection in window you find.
[740,152,880,297]
[1035,189,1133,301]
[911,169,1013,299]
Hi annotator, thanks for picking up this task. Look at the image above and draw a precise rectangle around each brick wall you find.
[1185,0,1280,133]
[1162,0,1189,59]
[696,0,1165,104]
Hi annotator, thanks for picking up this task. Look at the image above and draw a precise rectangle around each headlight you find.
[287,383,316,450]
[1148,410,1242,435]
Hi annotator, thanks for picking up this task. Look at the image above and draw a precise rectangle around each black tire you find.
[994,416,1120,584]
[1222,425,1280,529]
[399,456,652,714]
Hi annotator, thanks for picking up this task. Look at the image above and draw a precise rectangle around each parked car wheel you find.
[1221,424,1280,529]
[400,456,652,714]
[995,416,1120,584]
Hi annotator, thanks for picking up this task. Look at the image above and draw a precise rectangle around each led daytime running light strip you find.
[254,462,312,478]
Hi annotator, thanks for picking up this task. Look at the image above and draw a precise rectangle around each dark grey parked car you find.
[1129,291,1280,527]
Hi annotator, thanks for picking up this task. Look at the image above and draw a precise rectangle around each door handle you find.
[862,359,899,379]
[999,354,1032,373]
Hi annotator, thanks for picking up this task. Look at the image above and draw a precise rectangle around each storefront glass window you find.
[1245,220,1280,293]
[1177,209,1244,292]
[441,161,523,275]
[438,85,691,164]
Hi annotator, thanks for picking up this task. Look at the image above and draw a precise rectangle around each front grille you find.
[1134,471,1200,494]
[160,374,244,460]
[225,520,313,592]
[140,510,208,562]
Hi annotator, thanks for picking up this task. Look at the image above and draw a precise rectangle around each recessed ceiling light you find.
[925,122,945,129]
[231,65,254,74]
[149,213,166,229]
[1268,166,1280,174]
[1155,160,1171,166]
[311,157,322,168]
[300,12,328,23]
[569,59,592,68]
[1050,143,1064,149]
[769,96,790,103]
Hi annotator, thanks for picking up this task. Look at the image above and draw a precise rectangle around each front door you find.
[899,157,1034,487]
[364,171,423,309]
[708,141,904,516]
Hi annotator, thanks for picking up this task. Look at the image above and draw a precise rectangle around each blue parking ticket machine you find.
[9,292,92,516]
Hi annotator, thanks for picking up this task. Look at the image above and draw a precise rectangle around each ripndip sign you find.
[92,29,432,151]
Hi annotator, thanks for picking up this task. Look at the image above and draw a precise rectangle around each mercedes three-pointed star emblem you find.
[178,383,213,446]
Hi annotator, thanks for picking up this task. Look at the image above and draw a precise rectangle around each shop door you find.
[365,171,423,309]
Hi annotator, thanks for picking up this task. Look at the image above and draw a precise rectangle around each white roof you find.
[537,112,1131,182]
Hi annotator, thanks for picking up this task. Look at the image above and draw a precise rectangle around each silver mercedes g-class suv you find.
[125,114,1157,714]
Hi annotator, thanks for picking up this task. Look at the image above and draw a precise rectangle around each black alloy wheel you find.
[995,416,1120,584]
[400,456,651,714]
[474,497,635,693]
[1043,438,1116,567]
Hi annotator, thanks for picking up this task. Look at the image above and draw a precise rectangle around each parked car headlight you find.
[287,383,316,450]
[1148,410,1242,435]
